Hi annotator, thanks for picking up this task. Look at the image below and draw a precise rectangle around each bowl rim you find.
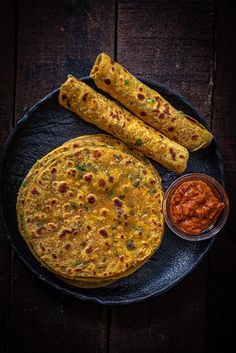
[162,173,229,241]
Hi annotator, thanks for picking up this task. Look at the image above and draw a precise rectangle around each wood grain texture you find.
[9,1,115,352]
[206,1,236,352]
[116,0,214,120]
[15,0,115,118]
[111,260,208,353]
[111,1,214,352]
[0,0,15,141]
[0,1,16,352]
[9,262,107,353]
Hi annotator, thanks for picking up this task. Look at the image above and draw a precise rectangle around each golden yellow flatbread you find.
[17,134,157,238]
[59,76,189,174]
[17,135,159,287]
[17,137,164,287]
[90,53,213,152]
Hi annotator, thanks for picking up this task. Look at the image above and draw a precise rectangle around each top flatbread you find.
[21,145,164,281]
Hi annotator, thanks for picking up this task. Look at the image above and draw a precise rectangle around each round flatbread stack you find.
[17,135,164,287]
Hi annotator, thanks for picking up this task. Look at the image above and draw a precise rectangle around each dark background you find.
[0,1,235,352]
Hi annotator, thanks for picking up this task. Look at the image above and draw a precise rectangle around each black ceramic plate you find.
[0,77,224,305]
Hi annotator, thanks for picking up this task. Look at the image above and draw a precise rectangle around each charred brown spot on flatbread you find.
[59,182,69,193]
[169,148,176,161]
[104,78,111,85]
[137,93,145,101]
[82,93,88,101]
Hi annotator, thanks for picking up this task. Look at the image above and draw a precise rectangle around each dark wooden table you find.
[1,1,235,352]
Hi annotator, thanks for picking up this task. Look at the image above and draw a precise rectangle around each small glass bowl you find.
[162,173,229,241]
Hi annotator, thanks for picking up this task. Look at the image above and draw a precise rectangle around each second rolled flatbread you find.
[59,76,189,174]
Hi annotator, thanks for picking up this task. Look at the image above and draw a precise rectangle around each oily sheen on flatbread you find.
[17,138,164,287]
[17,135,158,238]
